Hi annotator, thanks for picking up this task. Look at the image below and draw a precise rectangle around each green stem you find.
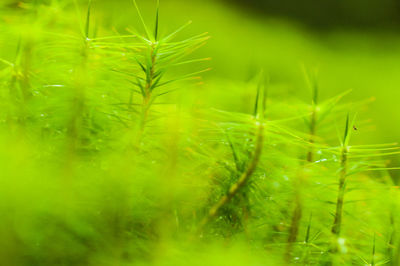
[307,104,317,162]
[331,146,348,236]
[285,179,303,260]
[198,121,264,231]
[286,102,317,260]
[136,44,157,144]
[67,39,89,152]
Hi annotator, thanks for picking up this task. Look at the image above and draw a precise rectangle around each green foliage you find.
[0,1,399,266]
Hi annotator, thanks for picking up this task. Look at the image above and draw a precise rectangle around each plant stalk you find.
[286,97,317,260]
[134,44,157,148]
[198,121,264,231]
[331,145,348,236]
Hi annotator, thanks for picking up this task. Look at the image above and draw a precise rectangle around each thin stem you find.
[10,39,34,127]
[138,43,157,133]
[198,121,264,232]
[371,234,376,266]
[331,145,348,236]
[19,42,33,103]
[286,91,317,260]
[307,103,317,162]
[67,38,90,153]
[285,173,303,260]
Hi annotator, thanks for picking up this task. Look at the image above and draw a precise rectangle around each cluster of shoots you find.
[0,1,400,266]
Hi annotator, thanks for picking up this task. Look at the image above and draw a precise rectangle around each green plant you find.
[0,1,400,266]
[198,74,266,232]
